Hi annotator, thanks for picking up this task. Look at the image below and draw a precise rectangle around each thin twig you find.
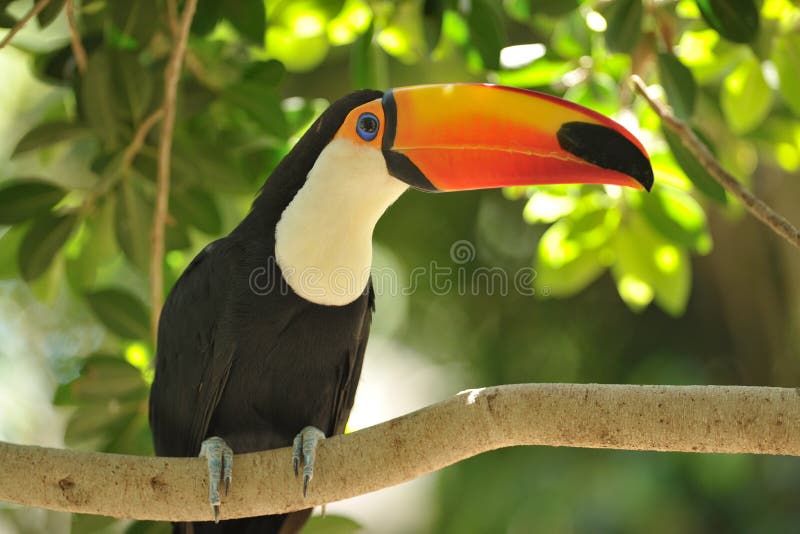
[65,0,87,73]
[122,109,164,169]
[150,0,198,342]
[166,0,179,39]
[167,0,210,88]
[185,49,217,88]
[0,383,798,521]
[631,75,800,250]
[0,0,51,50]
[76,110,165,218]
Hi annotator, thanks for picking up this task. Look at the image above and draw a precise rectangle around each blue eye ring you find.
[356,112,380,141]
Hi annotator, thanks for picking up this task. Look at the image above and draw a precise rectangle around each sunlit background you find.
[1,0,800,532]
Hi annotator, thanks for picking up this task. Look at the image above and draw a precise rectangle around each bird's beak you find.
[381,84,653,192]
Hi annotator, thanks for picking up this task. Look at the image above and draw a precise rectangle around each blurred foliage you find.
[1,0,799,532]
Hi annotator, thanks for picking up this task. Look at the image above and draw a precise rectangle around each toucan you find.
[149,83,653,534]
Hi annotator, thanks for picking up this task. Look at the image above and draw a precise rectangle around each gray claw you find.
[223,445,233,496]
[292,433,301,477]
[291,426,325,498]
[200,436,234,523]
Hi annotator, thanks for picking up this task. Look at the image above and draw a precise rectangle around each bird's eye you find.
[356,113,380,141]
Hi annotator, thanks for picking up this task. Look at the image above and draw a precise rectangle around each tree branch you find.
[631,75,800,250]
[149,0,197,343]
[65,0,87,74]
[122,109,164,169]
[1,384,798,522]
[0,0,51,50]
[166,0,179,40]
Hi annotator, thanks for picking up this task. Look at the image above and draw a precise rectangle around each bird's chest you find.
[209,291,369,451]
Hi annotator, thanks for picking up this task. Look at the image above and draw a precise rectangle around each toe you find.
[200,436,234,523]
[292,426,326,497]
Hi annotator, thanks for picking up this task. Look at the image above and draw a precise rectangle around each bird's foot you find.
[199,436,233,523]
[292,426,326,497]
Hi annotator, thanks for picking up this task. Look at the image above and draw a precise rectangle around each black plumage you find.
[149,90,383,534]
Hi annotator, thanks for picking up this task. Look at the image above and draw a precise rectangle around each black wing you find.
[149,240,237,458]
[331,284,373,436]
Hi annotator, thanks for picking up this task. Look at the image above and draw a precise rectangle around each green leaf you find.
[172,144,255,193]
[71,514,116,534]
[0,10,17,28]
[530,0,581,17]
[81,51,123,148]
[110,0,159,45]
[523,191,577,223]
[466,0,506,70]
[612,214,691,316]
[603,0,643,54]
[271,0,346,23]
[37,0,65,28]
[125,520,172,534]
[720,55,772,134]
[115,178,152,272]
[63,399,151,453]
[112,52,155,124]
[0,180,67,224]
[170,187,222,235]
[18,213,78,281]
[536,243,607,298]
[695,0,759,43]
[224,84,289,140]
[551,10,590,59]
[657,52,696,120]
[192,1,222,35]
[495,59,571,88]
[222,0,267,43]
[504,0,531,20]
[662,128,727,204]
[178,79,217,120]
[652,245,691,317]
[773,33,800,116]
[534,212,612,298]
[56,354,153,454]
[165,221,191,251]
[423,0,444,53]
[563,74,619,117]
[58,355,148,404]
[33,44,78,86]
[12,121,91,156]
[302,515,364,534]
[640,185,711,253]
[64,402,137,449]
[350,21,380,89]
[65,202,118,291]
[245,59,286,87]
[0,225,26,279]
[85,289,150,340]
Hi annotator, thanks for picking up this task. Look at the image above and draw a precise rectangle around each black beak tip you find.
[637,164,655,192]
[557,121,654,192]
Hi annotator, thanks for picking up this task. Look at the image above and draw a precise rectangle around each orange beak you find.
[381,84,653,192]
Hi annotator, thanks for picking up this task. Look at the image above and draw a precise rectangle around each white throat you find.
[275,139,408,306]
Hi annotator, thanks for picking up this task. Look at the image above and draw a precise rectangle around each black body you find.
[149,90,383,534]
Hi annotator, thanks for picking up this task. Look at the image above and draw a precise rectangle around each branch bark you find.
[1,384,798,522]
[122,109,164,169]
[0,0,51,50]
[65,0,87,74]
[631,75,800,250]
[149,0,197,342]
